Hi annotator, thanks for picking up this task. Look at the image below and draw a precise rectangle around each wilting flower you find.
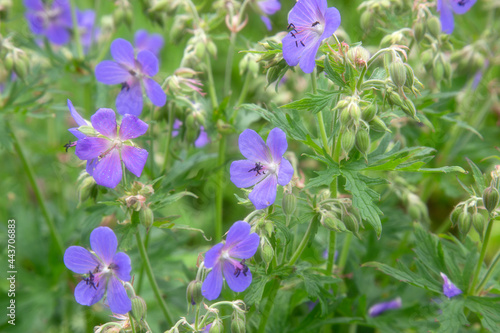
[77,9,99,53]
[134,30,164,57]
[63,227,132,314]
[202,221,260,300]
[368,298,402,317]
[230,128,293,210]
[24,0,73,45]
[440,272,462,298]
[95,38,166,116]
[282,0,341,73]
[437,0,476,34]
[73,107,149,188]
[257,0,281,31]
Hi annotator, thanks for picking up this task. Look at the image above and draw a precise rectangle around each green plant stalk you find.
[135,231,150,295]
[311,71,331,155]
[338,233,353,275]
[476,249,500,294]
[161,105,174,174]
[129,313,137,333]
[257,278,281,333]
[135,230,173,326]
[469,217,494,294]
[205,53,218,108]
[7,120,64,254]
[69,0,84,60]
[215,135,227,242]
[231,70,252,122]
[224,31,237,96]
[288,217,318,266]
[326,231,337,275]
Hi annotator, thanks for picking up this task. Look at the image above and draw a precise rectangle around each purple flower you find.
[63,227,132,314]
[195,126,210,148]
[73,107,149,188]
[77,9,99,53]
[230,128,293,210]
[24,0,73,45]
[202,221,260,300]
[440,272,462,298]
[437,0,476,34]
[257,0,281,31]
[368,298,402,317]
[95,38,166,116]
[134,30,164,57]
[282,0,341,73]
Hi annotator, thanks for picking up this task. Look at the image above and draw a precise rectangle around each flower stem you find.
[257,278,281,333]
[476,249,500,294]
[69,0,84,60]
[338,233,353,275]
[215,135,227,242]
[469,217,494,294]
[129,313,137,333]
[205,53,218,109]
[231,70,252,123]
[311,71,331,155]
[161,105,174,174]
[135,231,150,295]
[7,120,64,255]
[326,231,336,275]
[135,229,173,326]
[288,216,318,266]
[224,32,237,96]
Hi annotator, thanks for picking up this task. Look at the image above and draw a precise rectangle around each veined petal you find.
[119,114,148,140]
[26,13,45,34]
[137,50,159,77]
[201,263,223,301]
[67,99,86,126]
[74,277,105,306]
[95,61,131,85]
[282,33,301,67]
[86,159,97,176]
[69,128,85,140]
[321,7,341,39]
[90,227,117,265]
[106,276,132,314]
[248,175,278,210]
[110,38,135,68]
[225,221,251,249]
[112,252,132,282]
[75,137,112,160]
[266,127,287,163]
[229,235,259,259]
[64,246,100,274]
[439,2,455,34]
[91,108,117,139]
[204,243,224,268]
[277,158,293,186]
[238,129,272,163]
[230,160,267,188]
[143,78,166,107]
[299,37,322,74]
[258,0,281,15]
[116,80,143,116]
[451,0,476,14]
[93,149,122,188]
[121,146,148,178]
[223,261,252,293]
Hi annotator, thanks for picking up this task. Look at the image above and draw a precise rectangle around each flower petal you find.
[90,227,118,265]
[289,0,324,26]
[112,252,132,282]
[282,33,300,67]
[441,272,462,298]
[95,61,131,85]
[64,246,100,274]
[223,261,253,293]
[321,7,341,39]
[75,137,112,160]
[266,127,287,163]
[258,0,281,15]
[439,2,455,34]
[74,277,105,306]
[119,114,148,140]
[110,38,135,68]
[194,126,210,147]
[202,263,223,301]
[238,129,271,163]
[107,276,132,314]
[69,128,85,140]
[230,160,267,188]
[299,38,322,74]
[228,232,260,260]
[26,13,44,35]
[225,221,251,248]
[368,298,402,317]
[121,146,148,178]
[93,149,122,188]
[91,108,117,138]
[204,243,224,268]
[248,175,278,210]
[451,0,476,14]
[24,0,44,11]
[68,99,87,126]
[143,78,166,107]
[86,159,97,176]
[137,50,159,77]
[278,157,293,186]
[116,80,143,116]
[260,16,272,31]
[46,24,71,45]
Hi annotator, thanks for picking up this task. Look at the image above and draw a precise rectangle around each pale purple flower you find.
[95,38,166,116]
[230,128,294,210]
[368,298,402,317]
[437,0,476,34]
[440,272,462,298]
[77,9,99,53]
[134,30,164,57]
[258,0,281,30]
[202,221,260,300]
[282,0,341,73]
[74,107,149,188]
[63,227,132,314]
[24,0,73,45]
[195,126,210,148]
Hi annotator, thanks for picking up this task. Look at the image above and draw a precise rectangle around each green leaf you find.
[465,296,500,332]
[436,298,468,333]
[152,215,180,228]
[244,276,270,306]
[300,271,341,316]
[305,167,341,189]
[324,56,346,88]
[466,158,487,193]
[150,190,198,210]
[441,115,483,140]
[280,89,336,114]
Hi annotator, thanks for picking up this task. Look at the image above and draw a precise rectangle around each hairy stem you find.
[476,249,500,294]
[69,0,84,60]
[470,217,494,294]
[288,217,318,266]
[338,233,353,275]
[311,71,331,155]
[215,135,227,242]
[205,53,218,109]
[326,231,337,275]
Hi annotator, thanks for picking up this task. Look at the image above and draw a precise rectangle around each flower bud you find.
[347,102,361,124]
[389,60,406,88]
[482,186,499,213]
[362,104,377,122]
[139,206,154,230]
[413,20,426,42]
[320,213,346,232]
[131,296,147,322]
[210,319,224,333]
[342,212,359,235]
[369,116,391,133]
[264,221,274,237]
[260,237,274,267]
[282,191,297,219]
[4,52,14,71]
[404,63,415,89]
[458,211,472,237]
[401,99,417,120]
[355,129,370,155]
[421,49,434,72]
[426,16,441,39]
[216,119,233,134]
[78,176,97,203]
[347,46,370,67]
[450,206,461,227]
[341,129,355,154]
[186,280,203,306]
[472,212,485,240]
[360,10,374,31]
[388,91,404,107]
[433,57,445,82]
[231,311,246,333]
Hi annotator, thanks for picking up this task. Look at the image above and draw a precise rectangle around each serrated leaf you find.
[280,89,335,114]
[466,158,487,193]
[436,298,468,333]
[150,190,198,210]
[300,271,340,316]
[465,296,500,332]
[152,215,180,228]
[305,167,341,189]
[244,276,270,306]
[441,115,483,140]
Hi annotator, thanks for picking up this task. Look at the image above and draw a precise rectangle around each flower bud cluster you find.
[119,181,156,230]
[358,0,405,33]
[183,28,217,66]
[2,39,30,79]
[317,197,362,238]
[113,0,133,28]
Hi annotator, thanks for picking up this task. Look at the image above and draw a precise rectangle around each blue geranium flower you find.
[440,272,462,298]
[368,298,402,317]
[437,0,476,34]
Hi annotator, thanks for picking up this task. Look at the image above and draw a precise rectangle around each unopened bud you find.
[78,176,97,203]
[360,10,374,31]
[139,206,154,230]
[186,280,203,306]
[369,116,391,133]
[421,49,434,72]
[231,311,246,333]
[362,104,377,122]
[450,206,461,227]
[342,212,359,235]
[458,211,472,236]
[388,91,404,107]
[341,129,356,154]
[260,237,274,267]
[264,221,274,237]
[320,213,346,232]
[433,57,444,82]
[483,186,499,213]
[347,46,370,67]
[131,296,147,322]
[402,99,418,120]
[404,63,415,89]
[4,52,14,71]
[210,319,224,333]
[389,60,406,88]
[472,212,485,240]
[282,191,297,219]
[355,129,370,155]
[427,16,441,38]
[413,20,426,42]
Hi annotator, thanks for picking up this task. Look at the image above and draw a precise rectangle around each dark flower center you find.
[457,0,469,6]
[64,140,77,152]
[234,259,249,278]
[82,267,100,290]
[248,162,266,176]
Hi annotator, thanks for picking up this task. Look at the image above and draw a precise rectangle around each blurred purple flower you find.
[440,272,462,298]
[202,221,260,300]
[472,59,489,90]
[230,128,293,210]
[437,0,476,34]
[24,0,73,45]
[63,227,132,314]
[77,9,99,53]
[195,126,210,148]
[95,38,166,116]
[74,107,149,188]
[257,0,281,30]
[135,30,164,57]
[282,0,341,73]
[368,298,402,317]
